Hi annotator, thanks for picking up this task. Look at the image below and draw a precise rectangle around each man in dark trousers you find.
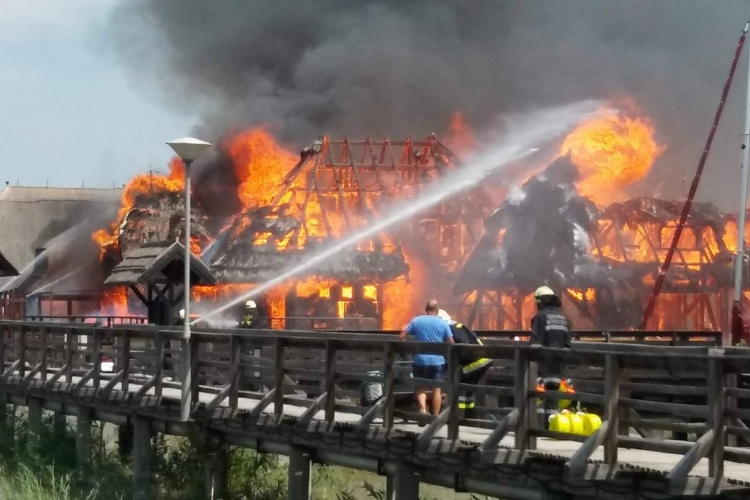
[238,300,268,391]
[530,286,572,425]
[437,309,492,419]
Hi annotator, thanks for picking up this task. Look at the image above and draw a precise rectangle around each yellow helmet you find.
[533,286,555,303]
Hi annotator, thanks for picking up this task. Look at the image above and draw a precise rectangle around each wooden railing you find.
[0,321,746,484]
[24,316,149,327]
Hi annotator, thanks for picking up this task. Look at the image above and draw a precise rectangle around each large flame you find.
[561,113,664,205]
[228,128,299,210]
[92,158,186,255]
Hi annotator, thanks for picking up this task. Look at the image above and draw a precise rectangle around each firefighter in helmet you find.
[437,309,493,419]
[530,286,575,423]
[175,308,186,326]
[238,300,267,391]
[239,300,267,329]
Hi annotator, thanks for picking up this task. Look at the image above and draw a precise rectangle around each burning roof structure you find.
[7,105,747,333]
[454,157,750,332]
[87,129,494,329]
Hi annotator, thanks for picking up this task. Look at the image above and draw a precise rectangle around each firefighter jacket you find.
[530,305,571,348]
[240,313,267,329]
[530,305,571,379]
[449,322,493,376]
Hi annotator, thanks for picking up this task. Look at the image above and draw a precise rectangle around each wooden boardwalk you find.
[0,320,749,500]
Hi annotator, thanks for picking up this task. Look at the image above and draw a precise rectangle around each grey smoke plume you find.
[108,0,749,210]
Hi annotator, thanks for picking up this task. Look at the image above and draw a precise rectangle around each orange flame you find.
[561,113,665,205]
[226,128,299,210]
[92,158,186,255]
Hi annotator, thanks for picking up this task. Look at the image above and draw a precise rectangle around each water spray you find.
[193,100,605,325]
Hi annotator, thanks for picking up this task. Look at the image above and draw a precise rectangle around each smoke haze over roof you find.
[108,0,750,211]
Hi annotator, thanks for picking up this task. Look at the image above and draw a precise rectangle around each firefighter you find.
[529,286,573,425]
[437,309,493,419]
[238,300,267,391]
[175,309,185,326]
[239,300,267,329]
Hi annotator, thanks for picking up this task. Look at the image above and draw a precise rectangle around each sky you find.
[0,0,195,189]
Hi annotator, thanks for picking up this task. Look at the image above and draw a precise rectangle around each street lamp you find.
[167,136,212,421]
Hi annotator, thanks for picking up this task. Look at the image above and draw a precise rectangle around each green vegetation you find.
[0,407,129,499]
[0,406,497,499]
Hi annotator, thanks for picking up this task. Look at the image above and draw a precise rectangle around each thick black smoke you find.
[108,0,749,210]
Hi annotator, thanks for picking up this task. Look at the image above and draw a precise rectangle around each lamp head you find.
[167,137,212,163]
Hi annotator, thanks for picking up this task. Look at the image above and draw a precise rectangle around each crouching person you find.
[437,310,493,419]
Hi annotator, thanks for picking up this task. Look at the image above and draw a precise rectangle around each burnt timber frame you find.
[0,321,748,499]
[267,136,495,302]
[459,204,750,333]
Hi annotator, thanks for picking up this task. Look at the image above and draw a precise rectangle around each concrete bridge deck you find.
[0,321,748,500]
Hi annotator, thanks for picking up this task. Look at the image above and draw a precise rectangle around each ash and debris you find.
[455,156,621,296]
[454,152,750,327]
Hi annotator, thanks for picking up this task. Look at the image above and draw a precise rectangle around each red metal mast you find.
[640,20,750,330]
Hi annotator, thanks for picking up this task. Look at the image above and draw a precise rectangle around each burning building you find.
[90,127,494,329]
[5,105,748,333]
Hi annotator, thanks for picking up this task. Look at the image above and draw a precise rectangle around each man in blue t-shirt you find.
[399,300,454,416]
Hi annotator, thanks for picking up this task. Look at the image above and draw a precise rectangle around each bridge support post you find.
[392,463,420,499]
[28,397,43,443]
[132,417,152,500]
[76,407,92,465]
[288,447,311,500]
[119,421,134,458]
[385,475,395,500]
[542,487,572,500]
[54,410,67,434]
[204,432,227,500]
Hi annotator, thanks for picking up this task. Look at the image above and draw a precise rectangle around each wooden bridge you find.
[0,320,748,500]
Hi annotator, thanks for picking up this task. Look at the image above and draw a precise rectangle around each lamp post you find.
[167,137,212,421]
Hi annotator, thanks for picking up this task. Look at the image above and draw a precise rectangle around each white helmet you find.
[178,309,185,320]
[437,309,452,322]
[533,286,555,303]
[245,300,257,309]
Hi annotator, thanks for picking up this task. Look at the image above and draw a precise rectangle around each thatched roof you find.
[104,240,216,287]
[210,245,410,283]
[0,186,121,271]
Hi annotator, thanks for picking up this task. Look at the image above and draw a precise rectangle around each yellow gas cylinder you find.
[578,412,602,436]
[548,411,571,435]
[568,412,584,436]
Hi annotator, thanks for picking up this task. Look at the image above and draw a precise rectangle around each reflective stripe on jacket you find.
[458,394,476,409]
[450,322,493,375]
